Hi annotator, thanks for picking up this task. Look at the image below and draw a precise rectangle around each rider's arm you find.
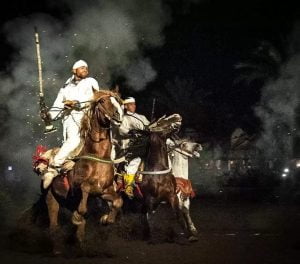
[48,88,65,120]
[141,115,150,126]
[90,77,100,91]
[119,116,130,136]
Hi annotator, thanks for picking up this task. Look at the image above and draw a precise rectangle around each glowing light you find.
[8,166,12,171]
[283,168,289,173]
[296,162,300,168]
[282,173,287,178]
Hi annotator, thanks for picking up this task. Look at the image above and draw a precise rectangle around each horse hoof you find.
[100,214,115,225]
[100,214,109,224]
[188,235,198,242]
[72,211,84,225]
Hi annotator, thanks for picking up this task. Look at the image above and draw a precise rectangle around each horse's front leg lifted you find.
[72,183,90,245]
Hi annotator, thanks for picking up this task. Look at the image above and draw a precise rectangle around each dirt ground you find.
[1,196,300,264]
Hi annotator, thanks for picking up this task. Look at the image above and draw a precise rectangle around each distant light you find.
[296,162,300,168]
[8,166,12,171]
[284,168,289,173]
[282,173,287,178]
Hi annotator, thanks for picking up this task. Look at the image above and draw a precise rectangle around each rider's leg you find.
[124,157,141,198]
[43,118,81,189]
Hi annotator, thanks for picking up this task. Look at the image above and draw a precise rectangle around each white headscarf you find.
[72,60,88,70]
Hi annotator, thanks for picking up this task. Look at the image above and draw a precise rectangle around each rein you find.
[74,154,125,164]
[74,154,113,164]
[85,95,112,142]
[173,148,193,158]
[137,167,171,175]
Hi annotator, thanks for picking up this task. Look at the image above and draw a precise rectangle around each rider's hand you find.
[128,129,141,138]
[63,100,80,110]
[128,129,148,138]
[40,110,51,121]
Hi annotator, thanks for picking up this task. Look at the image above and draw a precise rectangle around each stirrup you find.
[125,185,134,199]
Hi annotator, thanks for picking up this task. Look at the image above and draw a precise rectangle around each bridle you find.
[87,93,120,143]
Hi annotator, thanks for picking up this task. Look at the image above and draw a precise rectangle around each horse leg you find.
[142,195,161,242]
[181,196,198,241]
[46,191,62,255]
[72,183,90,245]
[168,192,191,243]
[101,186,123,224]
[169,192,180,216]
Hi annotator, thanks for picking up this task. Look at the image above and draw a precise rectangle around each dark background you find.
[1,2,300,263]
[1,0,299,143]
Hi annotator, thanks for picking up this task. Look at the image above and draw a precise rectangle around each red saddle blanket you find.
[175,177,196,199]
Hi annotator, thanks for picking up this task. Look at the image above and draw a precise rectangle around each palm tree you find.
[234,39,287,86]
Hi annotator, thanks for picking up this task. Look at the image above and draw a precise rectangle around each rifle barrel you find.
[34,28,43,97]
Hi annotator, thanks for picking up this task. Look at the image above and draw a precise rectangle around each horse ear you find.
[111,84,121,97]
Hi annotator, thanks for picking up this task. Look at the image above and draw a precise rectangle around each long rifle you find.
[34,27,57,134]
[150,98,156,122]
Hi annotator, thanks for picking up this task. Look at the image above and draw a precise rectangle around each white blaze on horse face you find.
[110,97,123,125]
[180,142,202,158]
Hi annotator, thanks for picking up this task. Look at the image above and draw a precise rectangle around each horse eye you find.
[99,98,105,104]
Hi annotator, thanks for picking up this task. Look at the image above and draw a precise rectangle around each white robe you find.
[112,111,150,174]
[49,76,99,166]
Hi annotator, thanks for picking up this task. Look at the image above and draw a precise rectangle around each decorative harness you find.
[74,92,123,165]
[74,154,125,164]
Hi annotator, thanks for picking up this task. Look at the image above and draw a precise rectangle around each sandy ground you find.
[1,196,300,264]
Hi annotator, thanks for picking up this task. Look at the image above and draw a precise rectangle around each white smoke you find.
[0,0,171,200]
[255,24,300,160]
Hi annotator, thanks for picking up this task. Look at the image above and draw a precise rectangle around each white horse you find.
[167,138,202,241]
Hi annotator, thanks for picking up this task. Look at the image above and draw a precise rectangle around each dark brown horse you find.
[136,114,185,240]
[44,90,123,254]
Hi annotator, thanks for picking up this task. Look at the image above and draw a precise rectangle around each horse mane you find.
[80,90,121,139]
[173,137,193,144]
[150,132,166,145]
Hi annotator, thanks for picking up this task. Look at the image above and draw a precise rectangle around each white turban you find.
[72,60,88,70]
[123,97,136,104]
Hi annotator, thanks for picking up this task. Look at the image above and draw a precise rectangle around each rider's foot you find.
[42,167,60,189]
[125,185,134,199]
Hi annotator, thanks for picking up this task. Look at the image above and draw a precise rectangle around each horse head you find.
[148,113,182,137]
[93,90,123,126]
[177,139,203,158]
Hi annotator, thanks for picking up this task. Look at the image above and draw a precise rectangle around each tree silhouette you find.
[234,39,288,86]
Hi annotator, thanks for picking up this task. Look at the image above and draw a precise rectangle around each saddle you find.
[32,144,83,197]
[32,144,83,174]
[175,177,196,200]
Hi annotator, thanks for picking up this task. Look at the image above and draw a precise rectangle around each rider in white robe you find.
[42,60,99,189]
[111,97,150,198]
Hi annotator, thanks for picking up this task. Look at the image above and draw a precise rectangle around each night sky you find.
[0,0,300,162]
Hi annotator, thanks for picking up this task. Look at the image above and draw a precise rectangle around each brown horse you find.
[136,114,185,241]
[44,90,123,254]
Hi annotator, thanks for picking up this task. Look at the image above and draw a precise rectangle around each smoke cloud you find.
[0,0,171,203]
[255,23,300,160]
